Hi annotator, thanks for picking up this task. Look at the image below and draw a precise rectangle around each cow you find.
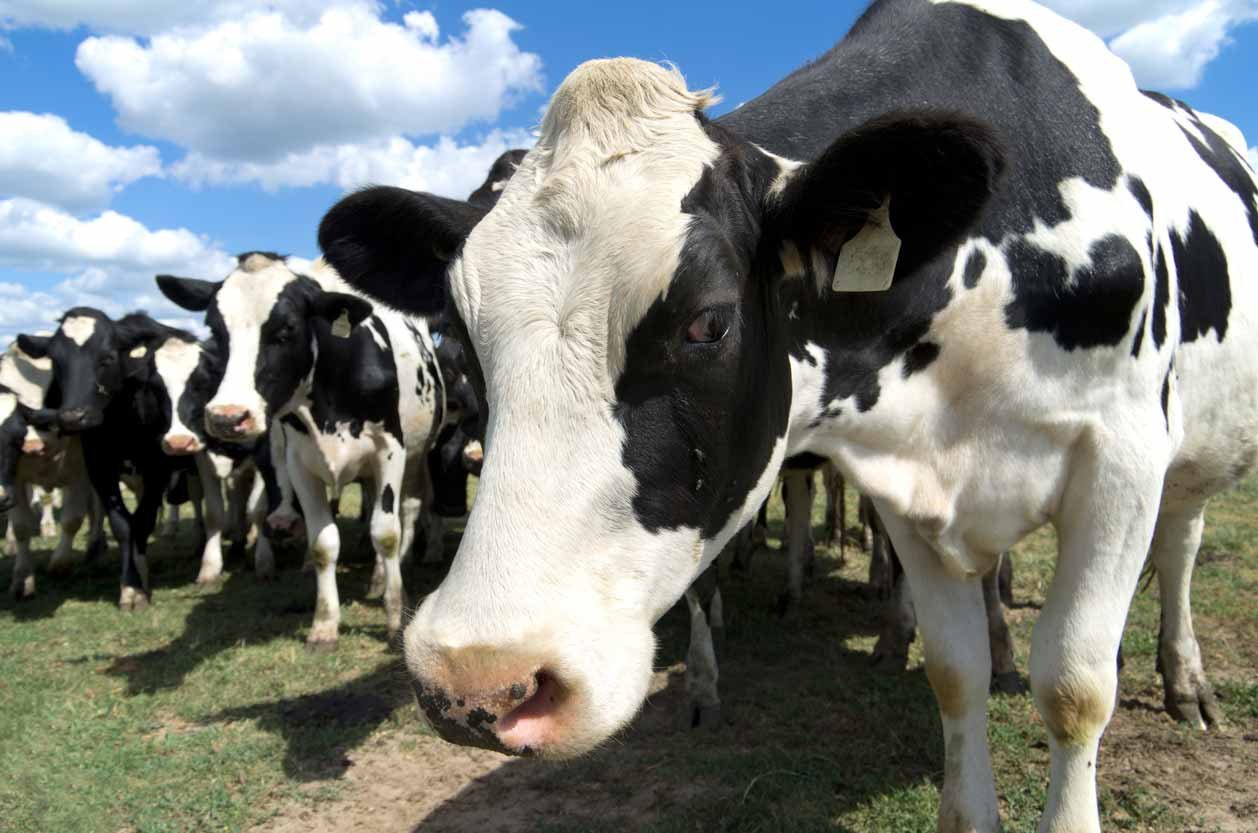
[318,1,1258,828]
[156,251,446,648]
[17,311,214,609]
[1,340,107,599]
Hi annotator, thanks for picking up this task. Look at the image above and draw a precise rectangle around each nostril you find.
[496,670,566,750]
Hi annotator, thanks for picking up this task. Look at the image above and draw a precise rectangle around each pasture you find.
[1,479,1255,833]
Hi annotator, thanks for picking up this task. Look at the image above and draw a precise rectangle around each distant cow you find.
[18,311,208,609]
[319,1,1258,829]
[0,343,106,598]
[157,252,446,647]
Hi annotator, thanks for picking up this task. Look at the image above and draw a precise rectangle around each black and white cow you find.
[157,252,446,647]
[319,2,1258,829]
[0,342,107,597]
[17,311,213,609]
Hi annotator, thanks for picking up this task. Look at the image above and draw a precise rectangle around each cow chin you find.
[402,590,657,759]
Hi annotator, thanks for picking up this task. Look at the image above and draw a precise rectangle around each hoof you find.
[195,569,223,586]
[870,640,910,673]
[690,703,722,730]
[10,575,35,600]
[119,587,150,611]
[991,671,1028,695]
[366,579,386,600]
[305,637,338,653]
[1164,681,1222,731]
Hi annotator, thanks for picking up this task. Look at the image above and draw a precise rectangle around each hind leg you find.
[1150,505,1219,729]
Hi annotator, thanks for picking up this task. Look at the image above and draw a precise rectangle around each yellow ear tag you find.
[833,195,900,293]
[128,345,148,358]
[331,310,352,339]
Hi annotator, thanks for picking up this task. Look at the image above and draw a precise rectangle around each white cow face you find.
[320,59,1001,756]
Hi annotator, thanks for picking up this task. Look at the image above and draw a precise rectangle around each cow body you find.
[158,253,446,646]
[320,1,1258,829]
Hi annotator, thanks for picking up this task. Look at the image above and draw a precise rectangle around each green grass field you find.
[1,478,1255,833]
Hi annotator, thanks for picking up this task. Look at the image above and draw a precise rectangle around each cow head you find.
[148,336,223,456]
[0,389,27,513]
[16,309,171,433]
[156,251,372,443]
[320,59,1002,757]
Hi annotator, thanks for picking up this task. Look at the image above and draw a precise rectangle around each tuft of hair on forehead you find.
[539,59,719,160]
[238,251,287,273]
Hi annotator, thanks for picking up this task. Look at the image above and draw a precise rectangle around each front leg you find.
[776,469,814,620]
[48,479,90,576]
[878,506,1000,833]
[8,484,37,599]
[1031,432,1166,833]
[83,440,143,610]
[369,456,408,644]
[193,454,227,585]
[684,561,722,729]
[288,452,340,649]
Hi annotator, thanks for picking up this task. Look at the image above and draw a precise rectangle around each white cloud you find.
[74,5,542,163]
[1043,0,1258,89]
[0,111,161,212]
[173,128,534,198]
[0,0,355,36]
[0,197,235,340]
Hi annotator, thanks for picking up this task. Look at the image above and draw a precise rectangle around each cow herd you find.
[5,1,1258,831]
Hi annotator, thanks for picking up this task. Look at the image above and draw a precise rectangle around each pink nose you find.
[21,439,46,456]
[408,646,568,756]
[162,434,203,455]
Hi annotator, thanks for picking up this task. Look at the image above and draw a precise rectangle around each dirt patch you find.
[252,669,718,833]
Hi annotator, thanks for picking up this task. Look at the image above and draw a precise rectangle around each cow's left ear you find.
[15,334,50,359]
[312,292,374,336]
[765,110,1004,292]
[16,404,59,431]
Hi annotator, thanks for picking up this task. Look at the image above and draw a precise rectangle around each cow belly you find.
[293,423,399,491]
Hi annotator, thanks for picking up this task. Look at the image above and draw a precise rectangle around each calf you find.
[320,1,1258,829]
[157,252,445,646]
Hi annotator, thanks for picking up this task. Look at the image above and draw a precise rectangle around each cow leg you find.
[867,510,895,600]
[1150,505,1219,729]
[984,553,1022,694]
[85,491,106,563]
[194,455,227,585]
[416,463,444,565]
[9,485,37,599]
[871,544,916,670]
[124,467,167,609]
[48,480,90,576]
[368,462,407,644]
[998,550,1014,608]
[776,469,813,619]
[684,562,722,729]
[38,488,58,540]
[1031,448,1163,833]
[730,498,768,576]
[291,464,340,649]
[823,464,844,557]
[859,494,875,553]
[245,458,276,580]
[879,506,1000,833]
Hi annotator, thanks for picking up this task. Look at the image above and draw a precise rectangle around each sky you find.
[0,0,1256,342]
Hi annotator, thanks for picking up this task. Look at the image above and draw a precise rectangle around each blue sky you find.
[0,0,1255,341]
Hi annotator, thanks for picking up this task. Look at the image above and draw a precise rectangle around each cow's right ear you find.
[156,275,220,312]
[16,404,59,431]
[318,186,488,317]
[15,334,50,359]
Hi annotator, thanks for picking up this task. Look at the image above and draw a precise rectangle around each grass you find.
[1,477,1255,833]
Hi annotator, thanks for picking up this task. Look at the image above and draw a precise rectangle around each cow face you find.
[157,253,372,443]
[150,337,222,456]
[320,59,1001,757]
[16,309,159,433]
[0,390,26,512]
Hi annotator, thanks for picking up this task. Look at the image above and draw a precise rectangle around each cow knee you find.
[311,525,340,569]
[1033,665,1114,747]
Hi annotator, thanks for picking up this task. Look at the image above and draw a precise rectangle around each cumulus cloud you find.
[0,197,235,340]
[173,128,534,197]
[74,5,543,162]
[0,111,162,212]
[1043,0,1258,89]
[0,0,355,36]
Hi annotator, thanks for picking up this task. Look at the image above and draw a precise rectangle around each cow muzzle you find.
[205,405,261,442]
[407,647,569,757]
[58,408,101,433]
[162,434,204,456]
[21,438,46,456]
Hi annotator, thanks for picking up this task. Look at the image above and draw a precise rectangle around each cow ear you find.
[156,275,220,312]
[312,292,374,337]
[15,334,50,359]
[766,110,1004,292]
[318,186,488,316]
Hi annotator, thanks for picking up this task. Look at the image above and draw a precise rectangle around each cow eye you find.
[685,309,729,345]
